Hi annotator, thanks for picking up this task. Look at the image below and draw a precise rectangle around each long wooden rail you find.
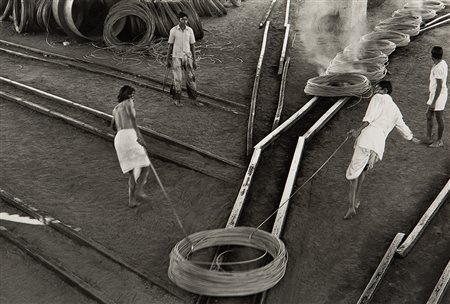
[426,260,450,304]
[272,57,290,130]
[278,24,290,75]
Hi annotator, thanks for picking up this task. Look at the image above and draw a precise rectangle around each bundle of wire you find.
[326,61,387,82]
[333,50,389,66]
[0,0,12,21]
[188,0,227,17]
[392,8,437,21]
[12,0,38,33]
[344,39,397,56]
[377,15,423,27]
[404,0,445,11]
[168,227,287,296]
[304,74,372,97]
[361,30,410,47]
[374,22,420,36]
[35,0,60,33]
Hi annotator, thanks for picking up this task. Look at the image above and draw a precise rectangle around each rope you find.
[361,30,411,47]
[304,74,372,97]
[168,226,287,296]
[392,8,437,21]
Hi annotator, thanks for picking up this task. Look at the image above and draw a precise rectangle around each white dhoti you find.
[114,129,150,174]
[346,145,379,180]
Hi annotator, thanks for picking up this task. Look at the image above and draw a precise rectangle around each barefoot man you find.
[111,85,150,208]
[344,81,419,219]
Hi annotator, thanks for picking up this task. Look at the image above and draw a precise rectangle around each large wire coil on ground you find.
[333,50,389,66]
[404,0,445,11]
[35,0,60,32]
[344,39,397,56]
[361,30,410,47]
[374,23,420,36]
[168,227,287,296]
[189,0,227,17]
[0,0,13,21]
[392,8,437,21]
[378,15,423,27]
[326,61,387,82]
[304,74,372,97]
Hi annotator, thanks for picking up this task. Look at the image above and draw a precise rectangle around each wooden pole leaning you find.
[247,21,270,155]
[284,0,291,27]
[259,0,278,28]
[356,233,405,304]
[396,179,450,257]
[420,18,450,32]
[426,260,450,304]
[278,24,290,75]
[272,57,290,130]
[423,13,450,27]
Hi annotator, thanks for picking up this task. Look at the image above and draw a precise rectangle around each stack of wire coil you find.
[344,39,397,56]
[188,0,227,17]
[304,73,372,97]
[0,0,12,21]
[403,0,445,11]
[392,8,437,21]
[361,30,410,47]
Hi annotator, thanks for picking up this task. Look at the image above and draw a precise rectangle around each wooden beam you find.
[284,0,291,27]
[357,233,405,304]
[273,57,290,130]
[278,24,290,75]
[0,226,116,304]
[304,97,350,142]
[259,0,278,28]
[420,18,450,33]
[226,148,262,228]
[423,13,450,27]
[247,21,270,155]
[255,96,319,150]
[271,136,305,237]
[426,260,450,304]
[397,179,450,257]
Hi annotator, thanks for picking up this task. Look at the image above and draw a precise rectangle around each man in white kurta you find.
[345,81,418,219]
[425,46,447,148]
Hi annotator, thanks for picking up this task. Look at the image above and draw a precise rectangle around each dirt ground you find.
[0,0,449,303]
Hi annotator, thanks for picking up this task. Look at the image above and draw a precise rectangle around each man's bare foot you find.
[355,201,360,209]
[135,191,149,201]
[174,100,183,107]
[344,208,356,219]
[128,202,138,208]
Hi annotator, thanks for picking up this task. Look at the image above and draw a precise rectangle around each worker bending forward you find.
[111,85,150,208]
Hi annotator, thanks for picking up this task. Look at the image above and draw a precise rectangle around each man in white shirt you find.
[344,81,419,219]
[166,11,202,107]
[425,46,447,148]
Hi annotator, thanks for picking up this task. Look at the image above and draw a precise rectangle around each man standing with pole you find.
[166,11,203,107]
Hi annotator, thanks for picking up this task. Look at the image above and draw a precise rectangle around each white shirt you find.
[168,25,196,59]
[427,60,448,111]
[357,93,413,160]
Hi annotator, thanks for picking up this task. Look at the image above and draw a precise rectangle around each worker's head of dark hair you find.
[178,11,188,19]
[431,46,443,60]
[378,81,392,94]
[117,85,135,102]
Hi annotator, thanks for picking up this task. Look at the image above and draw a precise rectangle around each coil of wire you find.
[404,0,445,11]
[189,0,227,17]
[344,39,397,56]
[168,227,288,296]
[12,0,37,33]
[333,50,389,66]
[374,23,420,36]
[304,73,372,97]
[378,15,423,27]
[392,8,437,21]
[361,30,410,47]
[35,0,60,32]
[0,0,13,21]
[326,61,387,82]
[103,0,156,49]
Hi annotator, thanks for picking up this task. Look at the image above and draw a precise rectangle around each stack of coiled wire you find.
[304,74,372,97]
[392,8,437,21]
[375,15,422,37]
[0,0,13,21]
[326,59,387,82]
[188,0,227,17]
[403,0,445,11]
[361,30,410,47]
[344,39,397,56]
[168,227,288,296]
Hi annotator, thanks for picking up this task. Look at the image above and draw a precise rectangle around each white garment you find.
[356,93,413,160]
[168,25,196,59]
[427,60,448,111]
[114,129,150,175]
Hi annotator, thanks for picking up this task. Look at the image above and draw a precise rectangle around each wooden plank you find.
[247,21,270,155]
[0,188,188,301]
[423,13,450,27]
[259,0,278,28]
[272,136,305,237]
[226,148,262,228]
[284,0,291,27]
[357,233,405,304]
[303,97,350,142]
[0,226,116,304]
[397,179,450,257]
[278,25,290,75]
[420,18,450,32]
[426,260,450,304]
[255,96,319,150]
[273,57,290,130]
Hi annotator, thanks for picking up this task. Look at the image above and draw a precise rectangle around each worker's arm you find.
[348,121,369,138]
[429,78,442,110]
[190,43,197,69]
[126,101,146,146]
[167,44,174,68]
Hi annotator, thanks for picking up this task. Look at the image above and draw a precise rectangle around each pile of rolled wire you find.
[374,22,420,36]
[404,0,445,11]
[392,8,437,21]
[36,0,60,33]
[168,227,287,296]
[0,0,12,21]
[304,74,372,97]
[377,15,422,27]
[333,50,389,66]
[188,0,227,17]
[361,30,410,47]
[344,39,397,56]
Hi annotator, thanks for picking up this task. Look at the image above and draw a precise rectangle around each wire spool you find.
[392,8,437,21]
[377,15,423,27]
[404,1,445,12]
[344,39,397,56]
[168,227,287,296]
[189,0,227,17]
[35,0,60,33]
[361,30,410,47]
[304,73,372,97]
[103,0,156,49]
[375,23,420,36]
[326,61,387,82]
[333,50,389,66]
[12,0,37,33]
[440,0,450,6]
[0,0,13,21]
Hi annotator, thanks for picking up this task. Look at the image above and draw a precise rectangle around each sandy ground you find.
[0,0,449,303]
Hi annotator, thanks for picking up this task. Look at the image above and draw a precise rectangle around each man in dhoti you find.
[344,81,419,219]
[111,85,150,208]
